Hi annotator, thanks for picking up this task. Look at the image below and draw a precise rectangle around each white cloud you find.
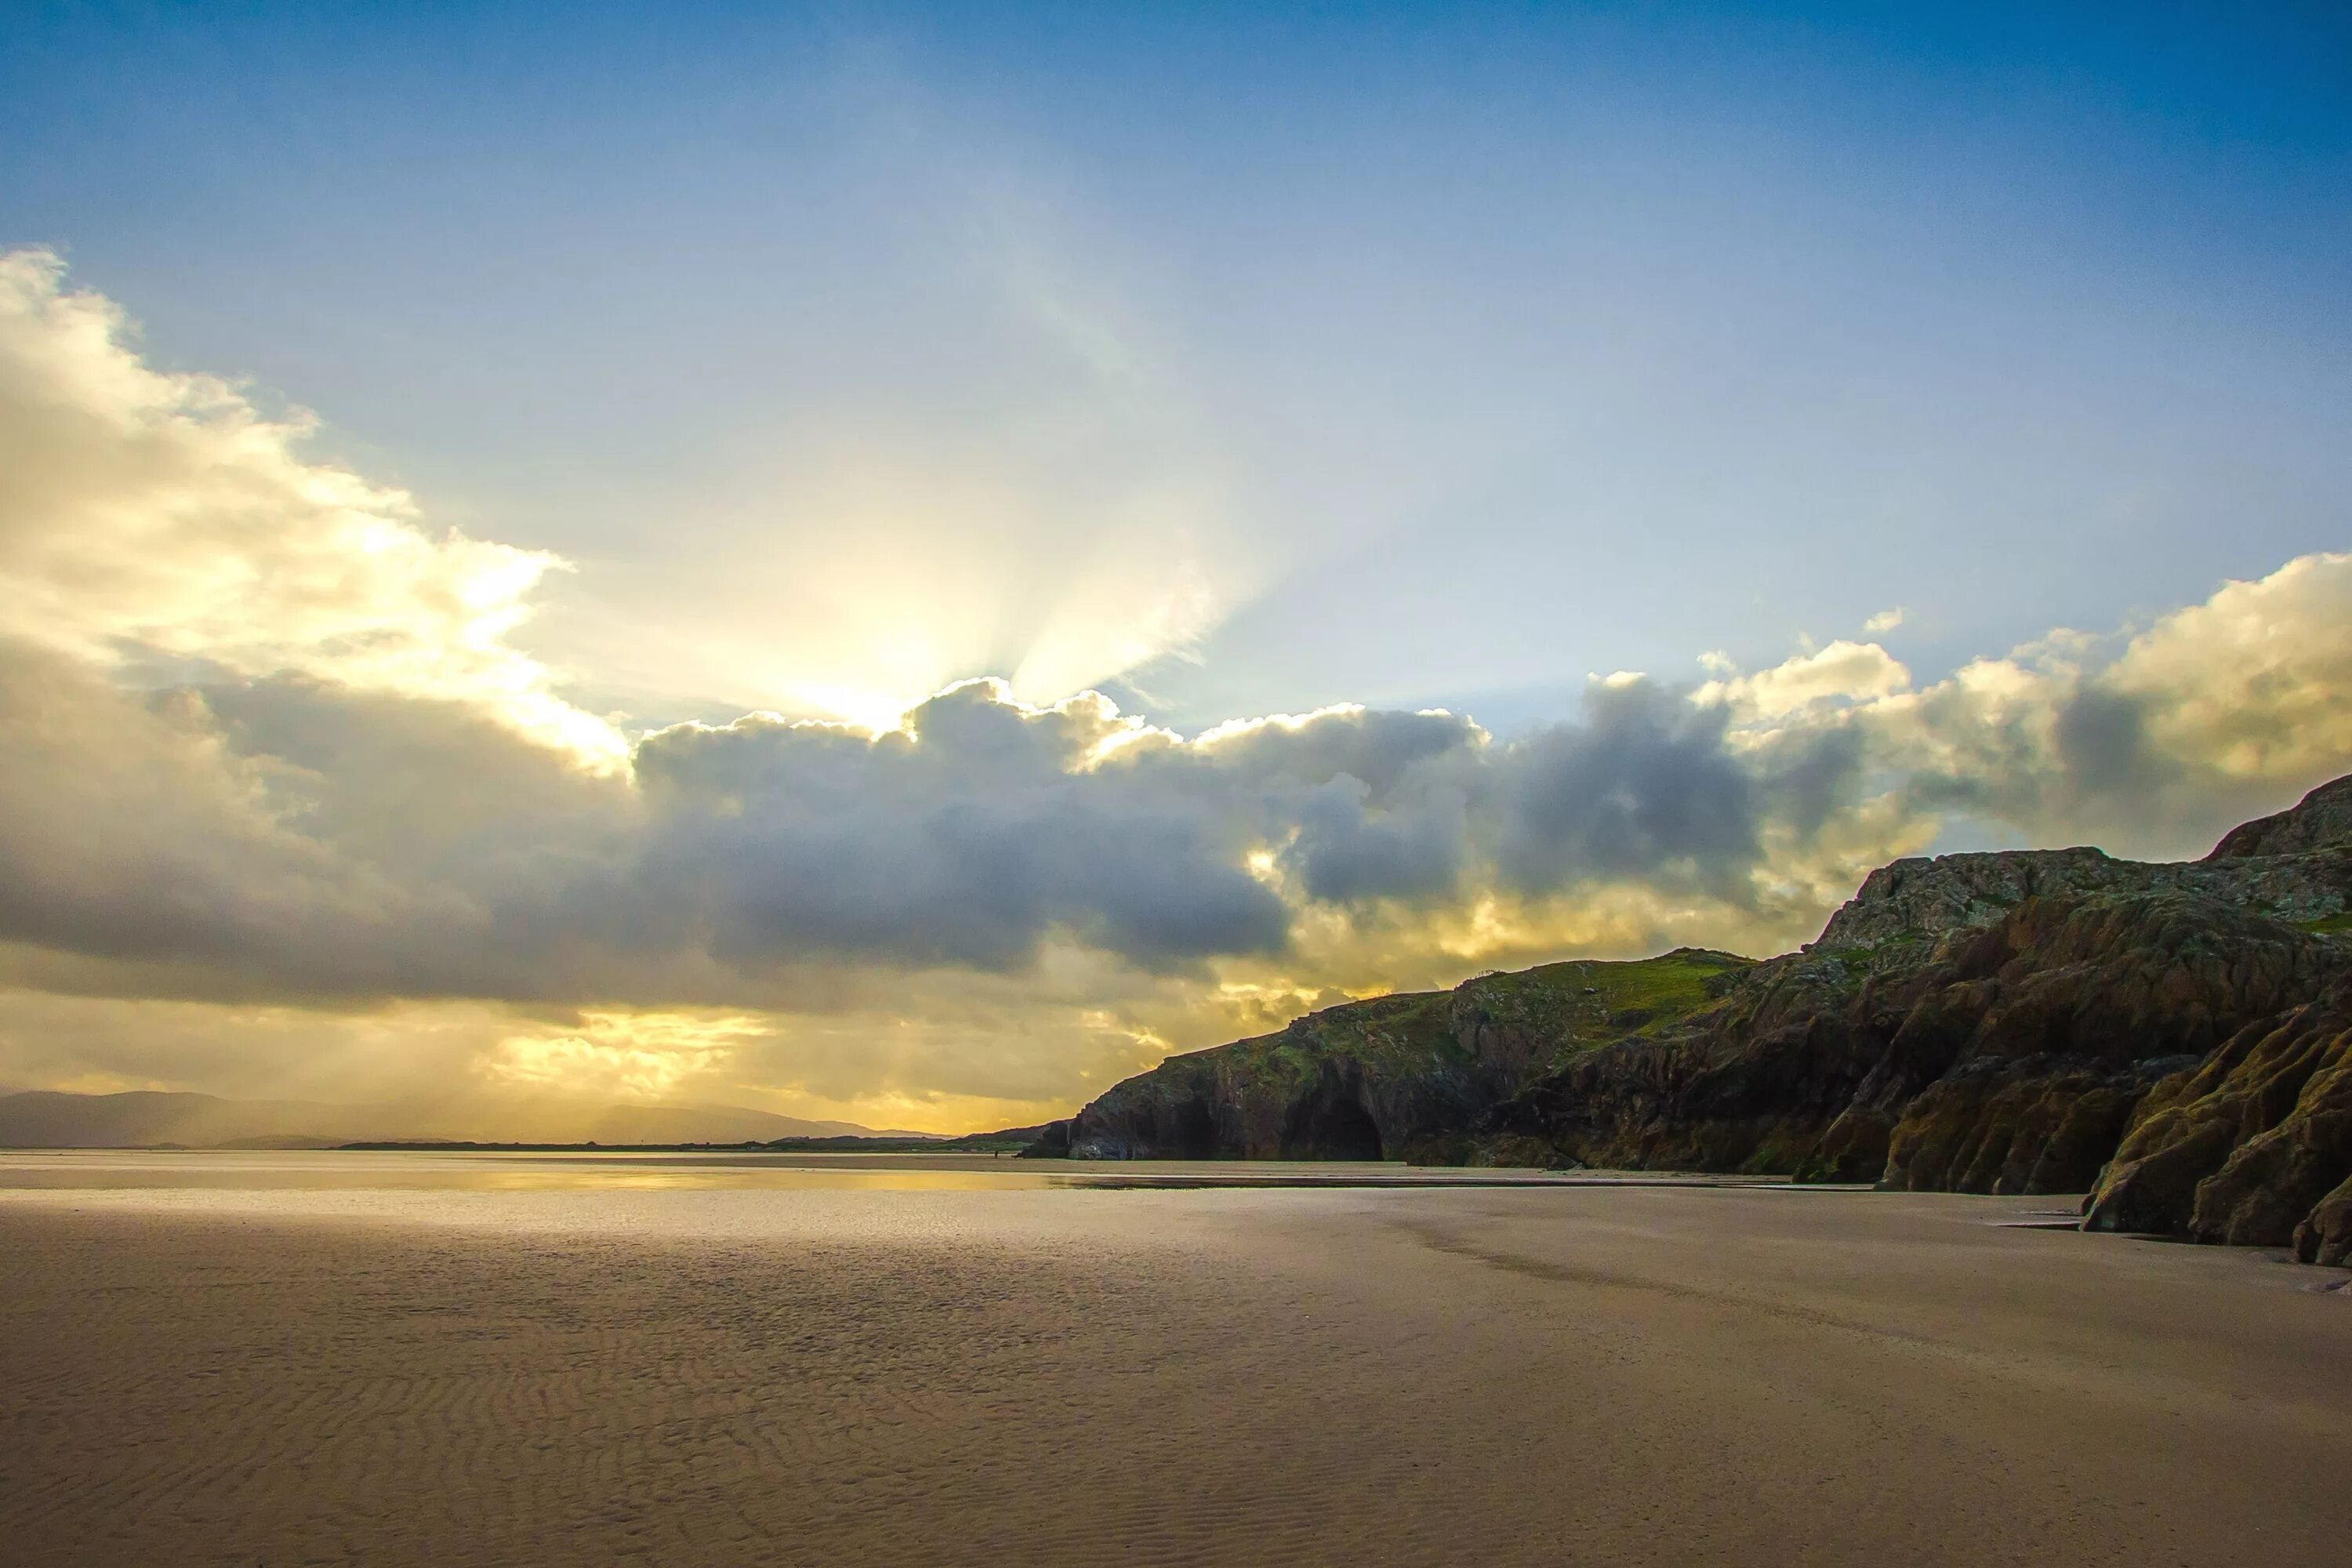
[1,252,2347,1115]
[2108,550,2352,783]
[1697,640,1912,721]
[0,249,620,765]
[1719,550,2352,858]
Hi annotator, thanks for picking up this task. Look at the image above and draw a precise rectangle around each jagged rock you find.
[1474,948,1883,1175]
[2083,982,2352,1244]
[1814,844,2352,952]
[1482,893,2347,1189]
[1063,950,1748,1160]
[1819,848,2163,951]
[2190,1019,2352,1248]
[1879,1056,2178,1196]
[1017,1120,1072,1158]
[2208,775,2352,859]
[2293,1175,2352,1266]
[1053,771,2352,1261]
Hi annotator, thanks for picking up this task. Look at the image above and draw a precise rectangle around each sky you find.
[1,2,2348,1131]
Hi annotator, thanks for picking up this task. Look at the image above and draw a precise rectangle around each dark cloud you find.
[1280,776,1469,904]
[0,662,1911,1007]
[633,683,1289,971]
[0,641,374,977]
[1753,724,1867,845]
[1492,682,1760,895]
[2053,687,2174,802]
[1190,706,1479,801]
[1894,674,2263,858]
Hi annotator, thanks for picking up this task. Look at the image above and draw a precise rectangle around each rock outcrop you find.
[2082,979,2352,1254]
[1063,950,1750,1162]
[1813,844,2351,950]
[1051,772,2352,1261]
[2207,774,2352,859]
[1476,892,2347,1189]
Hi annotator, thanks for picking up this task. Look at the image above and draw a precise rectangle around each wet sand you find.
[2,1165,2347,1566]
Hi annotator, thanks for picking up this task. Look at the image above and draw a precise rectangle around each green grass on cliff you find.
[1214,989,1461,1087]
[2296,910,2352,936]
[1192,947,1754,1089]
[1473,947,1751,1044]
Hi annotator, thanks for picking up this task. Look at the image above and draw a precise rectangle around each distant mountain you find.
[0,1091,928,1149]
[0,1091,360,1149]
[575,1103,935,1144]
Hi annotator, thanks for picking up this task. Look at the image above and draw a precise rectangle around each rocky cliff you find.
[2206,774,2352,859]
[2082,977,2352,1262]
[1047,774,2352,1258]
[1812,842,2350,950]
[1063,949,1750,1162]
[1483,892,2347,1185]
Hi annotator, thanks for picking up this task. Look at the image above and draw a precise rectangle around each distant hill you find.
[0,1091,930,1149]
[574,1104,935,1144]
[0,1091,359,1149]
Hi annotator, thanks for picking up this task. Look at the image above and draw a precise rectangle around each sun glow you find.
[480,1012,772,1102]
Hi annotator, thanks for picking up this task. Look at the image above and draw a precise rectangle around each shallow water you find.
[0,1148,1817,1194]
[0,1149,1073,1192]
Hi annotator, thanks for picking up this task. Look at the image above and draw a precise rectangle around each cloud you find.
[623,676,1840,978]
[5,539,2345,1032]
[632,681,1294,973]
[1494,680,1775,896]
[1922,554,2352,853]
[1698,639,1911,721]
[1281,774,1469,904]
[1863,607,1904,634]
[0,641,1843,1012]
[0,248,619,765]
[0,638,397,981]
[0,249,1877,1025]
[2,252,2348,1119]
[2108,551,2352,789]
[1714,550,2352,859]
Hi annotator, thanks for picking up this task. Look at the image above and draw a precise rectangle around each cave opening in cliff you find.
[1280,1090,1385,1161]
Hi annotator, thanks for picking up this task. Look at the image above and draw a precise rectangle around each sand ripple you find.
[2,1181,2347,1566]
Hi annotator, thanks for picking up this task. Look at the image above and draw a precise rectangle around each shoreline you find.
[0,1145,1884,1189]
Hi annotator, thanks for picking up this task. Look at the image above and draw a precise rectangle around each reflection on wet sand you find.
[0,1149,1838,1194]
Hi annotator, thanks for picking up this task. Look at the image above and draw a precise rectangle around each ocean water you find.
[0,1149,1776,1193]
[0,1149,1077,1192]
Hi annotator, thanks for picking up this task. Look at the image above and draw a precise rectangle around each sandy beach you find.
[2,1156,2347,1567]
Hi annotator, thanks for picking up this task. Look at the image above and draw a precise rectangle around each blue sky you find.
[3,4,2352,1116]
[6,2,2348,735]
